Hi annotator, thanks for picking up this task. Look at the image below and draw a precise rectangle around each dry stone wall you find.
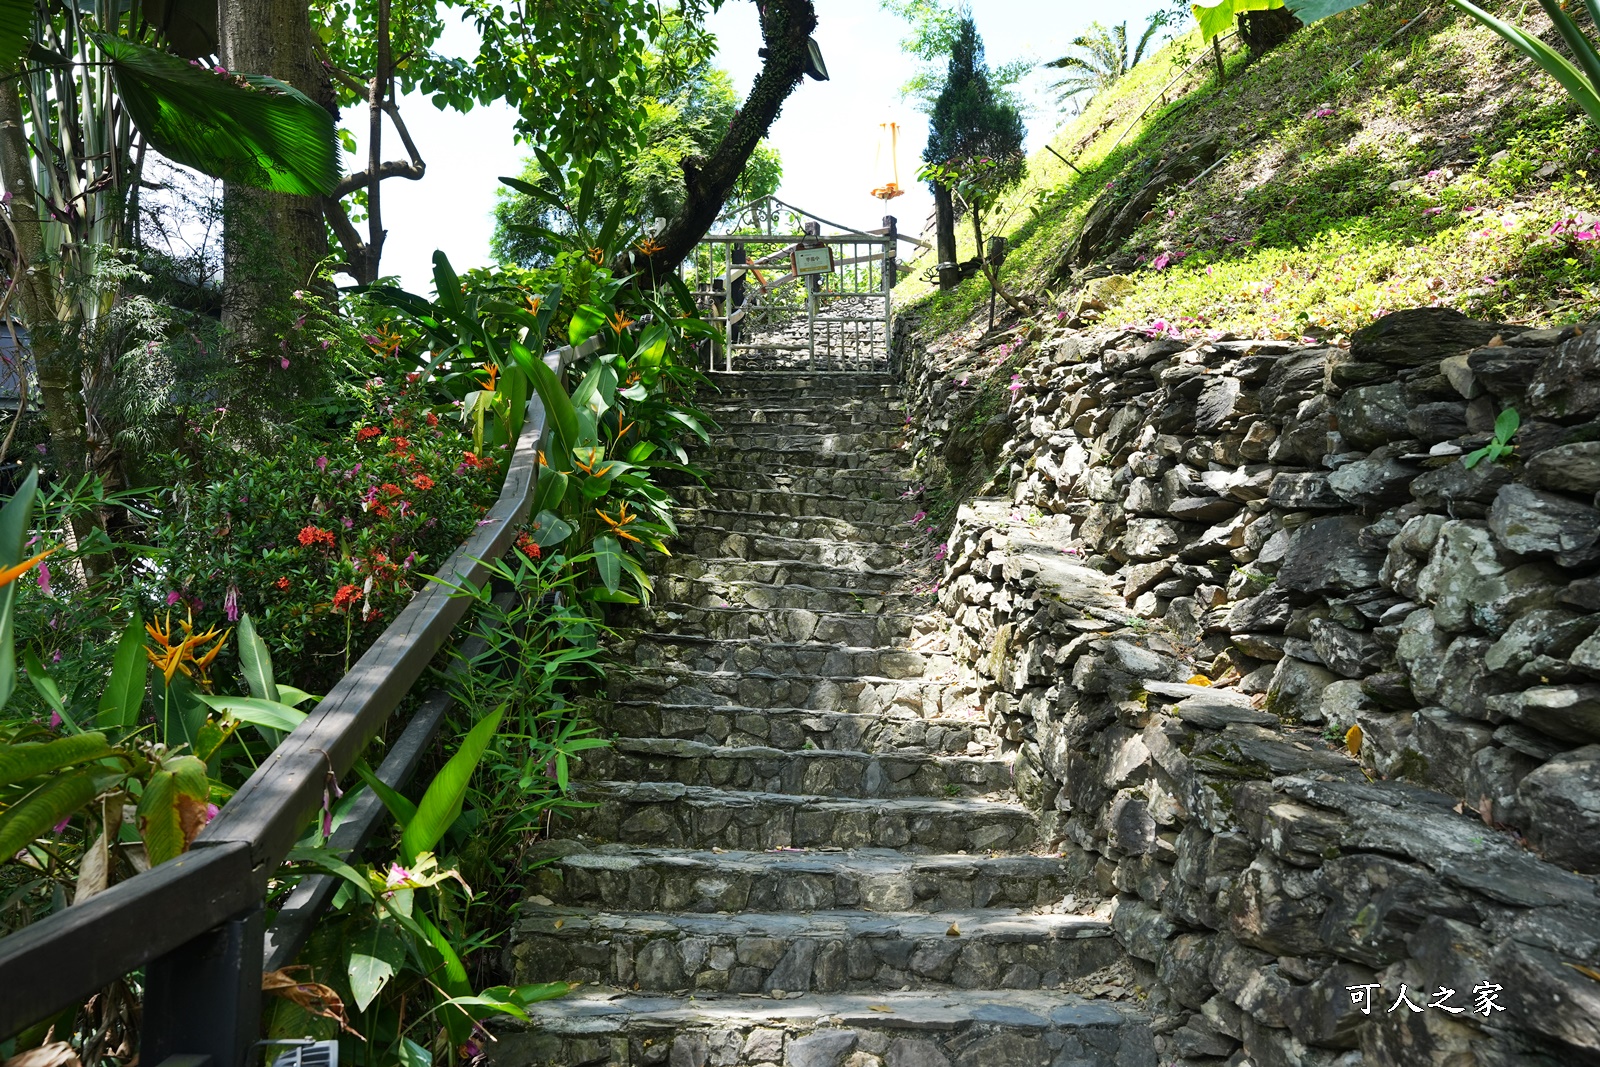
[898,307,1600,1067]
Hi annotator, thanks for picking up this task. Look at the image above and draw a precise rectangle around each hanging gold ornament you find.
[871,121,905,201]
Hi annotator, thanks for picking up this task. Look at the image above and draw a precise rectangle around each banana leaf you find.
[95,34,339,196]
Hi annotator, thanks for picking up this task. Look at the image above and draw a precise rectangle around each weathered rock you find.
[1525,328,1600,420]
[1488,484,1600,567]
[1326,447,1421,509]
[1525,441,1600,495]
[1405,401,1470,443]
[1268,471,1345,510]
[1350,307,1514,367]
[1278,516,1385,595]
[1335,384,1410,449]
[1267,656,1339,722]
[1408,459,1515,516]
[1515,745,1600,873]
[1308,618,1385,678]
[1412,707,1496,795]
[1487,685,1600,744]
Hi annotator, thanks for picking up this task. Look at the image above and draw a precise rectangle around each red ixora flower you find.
[371,503,392,519]
[298,525,336,549]
[379,482,404,499]
[411,473,435,491]
[332,584,362,611]
[389,436,411,454]
[425,412,439,428]
[461,451,487,470]
[356,426,382,442]
[275,576,290,590]
[515,532,541,560]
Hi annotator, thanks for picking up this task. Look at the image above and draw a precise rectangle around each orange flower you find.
[298,525,336,549]
[608,309,635,333]
[356,426,382,442]
[425,412,439,428]
[332,585,362,612]
[595,502,641,543]
[390,436,411,454]
[379,483,404,499]
[0,547,54,589]
[636,237,664,257]
[515,533,541,560]
[586,246,604,264]
[275,576,290,591]
[411,473,434,491]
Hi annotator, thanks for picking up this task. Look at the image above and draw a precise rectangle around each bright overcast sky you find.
[362,0,1176,293]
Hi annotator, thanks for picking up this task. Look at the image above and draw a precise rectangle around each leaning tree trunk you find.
[218,0,335,369]
[635,0,818,280]
[1238,8,1299,53]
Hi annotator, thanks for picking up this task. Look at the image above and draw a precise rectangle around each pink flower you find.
[280,357,290,370]
[224,584,240,623]
[48,710,61,730]
[933,544,948,562]
[35,562,49,596]
[166,590,183,606]
[315,455,328,471]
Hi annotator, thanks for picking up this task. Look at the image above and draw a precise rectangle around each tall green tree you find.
[880,0,1030,113]
[1044,15,1169,107]
[923,15,1025,290]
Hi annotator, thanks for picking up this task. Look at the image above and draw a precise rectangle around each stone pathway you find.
[491,371,1154,1067]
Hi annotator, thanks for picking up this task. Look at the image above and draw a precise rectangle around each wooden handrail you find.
[0,332,608,1042]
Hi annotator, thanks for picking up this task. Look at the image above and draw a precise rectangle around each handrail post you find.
[730,241,746,350]
[883,216,896,374]
[141,905,264,1067]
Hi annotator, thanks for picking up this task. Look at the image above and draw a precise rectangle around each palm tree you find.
[1044,13,1168,106]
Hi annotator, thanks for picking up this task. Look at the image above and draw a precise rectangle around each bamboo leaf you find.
[21,649,76,733]
[0,769,105,860]
[0,468,40,711]
[236,613,280,703]
[0,732,117,790]
[95,35,339,195]
[399,707,503,862]
[97,612,148,733]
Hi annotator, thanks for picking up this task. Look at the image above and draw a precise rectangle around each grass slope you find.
[902,0,1600,341]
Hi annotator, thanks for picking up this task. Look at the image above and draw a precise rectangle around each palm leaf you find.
[94,35,338,196]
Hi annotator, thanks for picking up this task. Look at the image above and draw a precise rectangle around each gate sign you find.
[792,245,834,276]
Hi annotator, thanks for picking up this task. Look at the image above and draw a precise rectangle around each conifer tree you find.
[924,15,1024,290]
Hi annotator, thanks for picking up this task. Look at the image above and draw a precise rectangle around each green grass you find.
[902,0,1600,341]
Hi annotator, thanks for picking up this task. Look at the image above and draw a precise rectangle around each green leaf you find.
[0,733,117,790]
[396,1037,432,1067]
[236,613,280,703]
[97,613,148,734]
[351,758,418,826]
[528,357,580,468]
[197,695,307,733]
[1280,0,1362,21]
[1194,0,1286,42]
[0,769,105,860]
[286,844,376,901]
[532,468,568,516]
[0,468,40,711]
[400,707,503,862]
[568,304,608,347]
[0,0,29,73]
[1493,407,1521,445]
[348,920,407,1011]
[531,510,573,548]
[136,757,209,867]
[593,535,622,594]
[22,650,76,733]
[95,35,339,195]
[275,686,320,708]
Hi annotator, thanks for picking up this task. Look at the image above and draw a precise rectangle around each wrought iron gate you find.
[680,196,901,372]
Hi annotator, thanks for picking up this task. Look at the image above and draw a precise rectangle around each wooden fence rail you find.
[0,331,608,1066]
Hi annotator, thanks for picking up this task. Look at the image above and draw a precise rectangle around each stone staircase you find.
[491,372,1154,1067]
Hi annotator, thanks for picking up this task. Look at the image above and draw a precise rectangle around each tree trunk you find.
[219,0,335,365]
[0,81,85,475]
[934,185,958,291]
[1239,8,1298,53]
[636,0,817,280]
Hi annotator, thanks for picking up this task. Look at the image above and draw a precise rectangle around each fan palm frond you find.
[96,34,339,196]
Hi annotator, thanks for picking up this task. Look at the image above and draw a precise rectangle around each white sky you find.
[359,0,1176,293]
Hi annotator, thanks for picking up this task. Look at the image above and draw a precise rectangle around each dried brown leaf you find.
[263,966,363,1038]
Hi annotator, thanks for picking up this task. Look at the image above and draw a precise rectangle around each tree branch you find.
[637,0,818,278]
[332,157,425,200]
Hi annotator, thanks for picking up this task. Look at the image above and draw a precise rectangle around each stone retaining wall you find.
[898,307,1600,1066]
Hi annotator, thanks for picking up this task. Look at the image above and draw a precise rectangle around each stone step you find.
[489,988,1155,1067]
[711,428,907,453]
[706,372,900,397]
[581,738,1009,798]
[636,601,930,645]
[694,443,910,474]
[708,408,907,430]
[526,843,1085,915]
[509,906,1120,995]
[667,508,909,543]
[650,575,932,615]
[698,463,917,497]
[618,633,950,680]
[608,666,965,716]
[594,701,989,757]
[675,486,912,525]
[654,556,908,594]
[568,782,1034,853]
[679,529,910,571]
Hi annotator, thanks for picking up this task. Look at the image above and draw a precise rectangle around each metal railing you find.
[0,331,609,1066]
